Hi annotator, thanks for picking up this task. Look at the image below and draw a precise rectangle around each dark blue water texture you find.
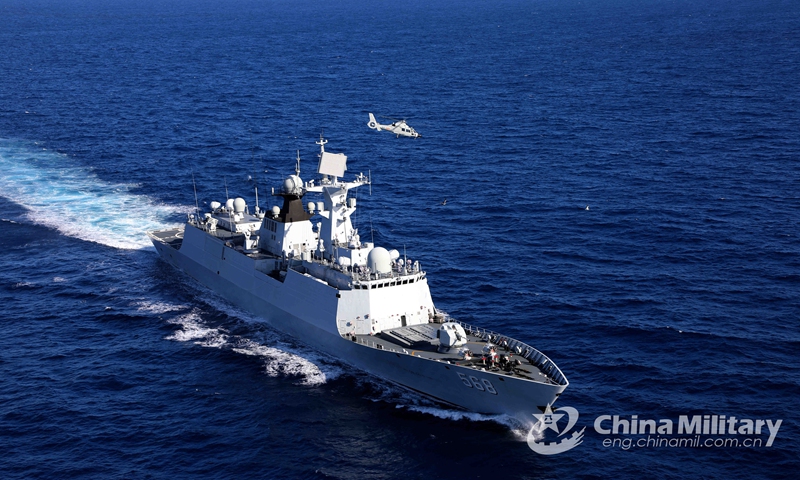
[1,0,798,478]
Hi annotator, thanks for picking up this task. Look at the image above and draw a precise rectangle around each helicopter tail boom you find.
[367,113,380,130]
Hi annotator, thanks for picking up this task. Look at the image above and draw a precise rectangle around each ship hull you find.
[150,225,566,422]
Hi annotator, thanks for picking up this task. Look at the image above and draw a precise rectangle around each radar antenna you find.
[192,170,200,222]
[250,131,260,214]
[224,176,233,229]
[316,135,328,153]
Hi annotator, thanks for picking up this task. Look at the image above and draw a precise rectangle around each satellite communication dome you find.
[225,198,234,212]
[367,247,392,274]
[233,198,246,213]
[388,249,400,261]
[210,201,221,211]
[271,206,280,216]
[283,175,304,196]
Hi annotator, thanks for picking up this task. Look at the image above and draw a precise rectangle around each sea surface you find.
[1,0,798,478]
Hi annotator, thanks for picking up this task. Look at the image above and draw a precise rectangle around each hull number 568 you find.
[457,372,497,395]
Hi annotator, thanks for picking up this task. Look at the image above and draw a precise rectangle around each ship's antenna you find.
[191,170,200,222]
[370,214,374,245]
[353,187,359,234]
[254,180,260,214]
[224,176,233,229]
[264,162,272,198]
[403,245,407,274]
[316,134,328,182]
[369,169,372,196]
[251,131,259,214]
[295,150,301,176]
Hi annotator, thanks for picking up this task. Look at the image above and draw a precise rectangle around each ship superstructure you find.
[148,138,568,421]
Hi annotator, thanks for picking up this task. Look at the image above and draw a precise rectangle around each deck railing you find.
[452,319,568,386]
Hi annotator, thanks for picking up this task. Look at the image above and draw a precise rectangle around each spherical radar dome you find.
[283,175,304,196]
[367,247,392,274]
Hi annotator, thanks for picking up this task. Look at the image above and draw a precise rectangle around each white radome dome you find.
[367,247,392,274]
[283,175,304,196]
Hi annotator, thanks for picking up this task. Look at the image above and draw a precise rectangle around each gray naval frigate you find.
[148,138,568,422]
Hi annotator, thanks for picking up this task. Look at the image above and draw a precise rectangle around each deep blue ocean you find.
[1,0,798,478]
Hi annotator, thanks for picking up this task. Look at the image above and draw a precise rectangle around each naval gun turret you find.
[437,322,468,353]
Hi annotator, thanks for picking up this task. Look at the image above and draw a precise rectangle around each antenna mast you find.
[192,170,200,222]
[251,131,260,214]
[224,176,233,229]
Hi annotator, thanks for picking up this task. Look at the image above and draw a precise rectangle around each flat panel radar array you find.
[318,152,347,178]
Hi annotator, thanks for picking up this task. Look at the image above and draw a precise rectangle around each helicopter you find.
[367,113,421,138]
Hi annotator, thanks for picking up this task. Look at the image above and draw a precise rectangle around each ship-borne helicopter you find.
[367,113,421,138]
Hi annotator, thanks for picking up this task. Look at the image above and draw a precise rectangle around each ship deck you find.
[149,225,274,258]
[149,226,567,388]
[351,323,565,386]
[148,227,184,249]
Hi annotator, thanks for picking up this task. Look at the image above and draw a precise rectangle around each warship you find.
[148,138,568,421]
